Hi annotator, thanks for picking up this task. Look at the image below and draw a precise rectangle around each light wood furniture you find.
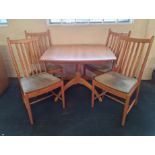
[7,38,65,125]
[92,36,154,127]
[84,29,131,76]
[25,29,64,76]
[0,52,9,95]
[40,44,116,102]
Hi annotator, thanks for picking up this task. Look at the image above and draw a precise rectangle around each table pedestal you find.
[55,64,102,102]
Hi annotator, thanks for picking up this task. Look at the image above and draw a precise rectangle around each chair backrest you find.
[25,29,52,54]
[7,38,47,79]
[116,36,154,82]
[105,29,131,56]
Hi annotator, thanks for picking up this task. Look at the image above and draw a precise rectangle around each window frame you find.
[48,19,134,26]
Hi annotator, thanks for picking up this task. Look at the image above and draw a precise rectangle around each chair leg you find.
[83,65,87,76]
[121,97,130,127]
[59,69,64,80]
[23,95,34,125]
[100,91,106,101]
[61,81,65,109]
[91,80,95,108]
[134,86,140,106]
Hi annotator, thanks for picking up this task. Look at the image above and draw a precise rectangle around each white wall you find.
[143,20,155,79]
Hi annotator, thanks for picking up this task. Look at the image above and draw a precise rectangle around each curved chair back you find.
[7,38,47,79]
[116,36,154,82]
[106,29,131,56]
[25,29,52,54]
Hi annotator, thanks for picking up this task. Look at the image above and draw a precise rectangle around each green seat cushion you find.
[20,73,61,93]
[88,62,112,73]
[95,71,137,93]
[47,64,63,71]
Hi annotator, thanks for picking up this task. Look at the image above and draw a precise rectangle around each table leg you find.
[55,64,102,102]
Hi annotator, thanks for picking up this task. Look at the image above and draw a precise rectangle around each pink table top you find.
[40,44,116,64]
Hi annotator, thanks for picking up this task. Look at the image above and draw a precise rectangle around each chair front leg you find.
[61,81,65,109]
[91,80,95,108]
[23,95,34,125]
[121,96,130,127]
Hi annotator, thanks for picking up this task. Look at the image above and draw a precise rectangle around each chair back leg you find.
[134,86,140,106]
[23,95,34,125]
[91,80,95,108]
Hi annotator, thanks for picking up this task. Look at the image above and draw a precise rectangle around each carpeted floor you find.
[0,79,155,136]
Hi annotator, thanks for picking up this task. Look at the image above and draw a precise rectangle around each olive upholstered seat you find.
[95,71,137,93]
[87,62,112,74]
[47,64,63,71]
[20,73,61,93]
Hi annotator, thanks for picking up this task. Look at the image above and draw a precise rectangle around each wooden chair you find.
[7,38,65,125]
[83,29,131,76]
[92,36,154,127]
[25,29,64,77]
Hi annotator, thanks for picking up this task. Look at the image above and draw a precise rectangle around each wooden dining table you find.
[40,44,116,101]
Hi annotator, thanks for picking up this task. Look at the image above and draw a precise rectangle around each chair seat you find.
[95,71,137,93]
[20,73,61,93]
[47,64,63,71]
[87,62,112,73]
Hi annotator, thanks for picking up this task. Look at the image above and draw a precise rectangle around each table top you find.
[40,44,116,64]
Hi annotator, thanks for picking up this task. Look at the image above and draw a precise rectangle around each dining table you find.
[40,44,116,101]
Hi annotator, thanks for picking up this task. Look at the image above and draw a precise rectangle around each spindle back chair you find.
[106,29,131,54]
[7,38,65,124]
[25,30,52,54]
[8,38,47,78]
[84,29,131,76]
[115,36,153,81]
[92,36,154,127]
[25,30,63,75]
